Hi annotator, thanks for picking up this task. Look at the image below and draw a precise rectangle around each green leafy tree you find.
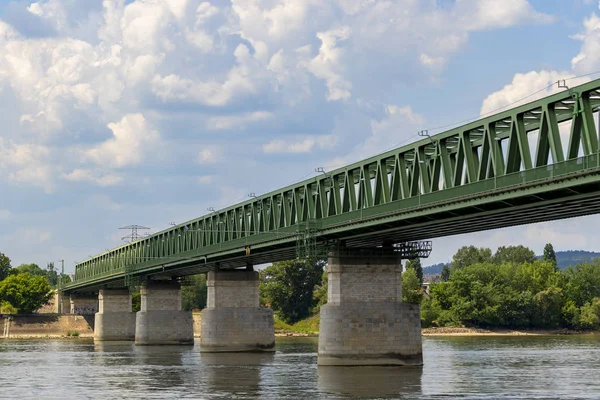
[0,253,12,281]
[578,298,600,330]
[405,258,423,285]
[260,258,325,323]
[46,262,58,287]
[11,263,47,277]
[563,260,600,307]
[402,268,423,304]
[440,265,451,282]
[493,245,536,265]
[534,286,564,328]
[182,275,208,311]
[132,292,141,312]
[542,243,557,267]
[451,246,492,270]
[312,269,328,313]
[0,273,53,314]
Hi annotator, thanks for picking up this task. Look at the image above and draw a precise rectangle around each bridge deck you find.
[64,78,600,293]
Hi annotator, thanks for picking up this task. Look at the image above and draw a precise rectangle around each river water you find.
[1,335,599,399]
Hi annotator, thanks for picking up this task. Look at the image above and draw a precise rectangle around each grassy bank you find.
[273,314,599,336]
[274,314,320,336]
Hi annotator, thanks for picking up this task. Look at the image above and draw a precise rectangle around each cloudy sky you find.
[1,0,600,271]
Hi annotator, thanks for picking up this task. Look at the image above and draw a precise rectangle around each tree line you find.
[419,244,600,330]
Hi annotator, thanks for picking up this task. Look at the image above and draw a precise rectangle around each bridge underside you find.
[66,168,600,294]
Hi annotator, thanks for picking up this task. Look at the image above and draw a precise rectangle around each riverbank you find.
[422,327,599,336]
[2,314,598,339]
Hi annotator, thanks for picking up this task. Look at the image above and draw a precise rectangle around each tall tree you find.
[493,245,536,265]
[402,268,423,304]
[451,246,492,270]
[46,262,58,287]
[0,273,52,314]
[440,265,451,282]
[405,258,423,285]
[182,274,208,311]
[260,258,326,323]
[11,263,46,277]
[0,253,11,281]
[543,243,557,268]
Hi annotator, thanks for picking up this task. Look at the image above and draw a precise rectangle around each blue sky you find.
[1,0,600,272]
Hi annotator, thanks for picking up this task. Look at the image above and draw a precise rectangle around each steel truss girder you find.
[66,78,600,291]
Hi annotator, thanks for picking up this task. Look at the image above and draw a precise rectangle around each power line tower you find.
[120,225,150,243]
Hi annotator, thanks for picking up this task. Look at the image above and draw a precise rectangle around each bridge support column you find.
[200,270,275,352]
[69,294,98,315]
[94,289,135,341]
[135,281,193,345]
[318,249,423,366]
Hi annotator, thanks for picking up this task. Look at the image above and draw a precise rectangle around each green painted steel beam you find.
[63,78,600,292]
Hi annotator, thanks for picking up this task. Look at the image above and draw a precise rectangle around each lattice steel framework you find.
[65,78,600,292]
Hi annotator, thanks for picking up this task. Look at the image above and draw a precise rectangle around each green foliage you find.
[312,269,328,313]
[578,298,600,330]
[273,316,294,332]
[405,258,423,285]
[440,265,450,282]
[451,246,492,270]
[543,243,557,267]
[0,273,53,314]
[273,314,321,334]
[182,275,207,311]
[132,292,141,313]
[423,255,600,330]
[11,263,46,277]
[563,260,600,307]
[493,245,535,265]
[46,263,58,287]
[260,258,325,324]
[0,253,12,281]
[402,268,423,304]
[66,330,80,337]
[0,300,18,314]
[290,314,320,334]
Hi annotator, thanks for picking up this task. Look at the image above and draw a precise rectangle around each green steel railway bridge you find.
[65,77,600,293]
[61,77,600,363]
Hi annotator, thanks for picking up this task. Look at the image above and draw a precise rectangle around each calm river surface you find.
[1,335,599,399]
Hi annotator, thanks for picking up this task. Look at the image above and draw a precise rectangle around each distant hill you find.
[422,250,600,273]
[423,262,448,275]
[552,250,600,270]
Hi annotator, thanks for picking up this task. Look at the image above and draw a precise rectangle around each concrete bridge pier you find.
[200,270,275,352]
[69,294,98,315]
[318,248,423,366]
[135,281,193,345]
[94,289,136,341]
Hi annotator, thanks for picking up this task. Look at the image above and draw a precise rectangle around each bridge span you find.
[61,78,600,365]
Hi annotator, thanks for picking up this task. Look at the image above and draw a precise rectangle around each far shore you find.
[2,328,599,340]
[421,327,600,336]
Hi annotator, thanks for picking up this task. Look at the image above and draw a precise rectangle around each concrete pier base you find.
[201,270,275,352]
[70,295,98,315]
[318,249,423,366]
[135,281,193,345]
[94,289,135,341]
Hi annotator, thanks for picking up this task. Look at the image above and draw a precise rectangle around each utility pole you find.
[56,259,65,313]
